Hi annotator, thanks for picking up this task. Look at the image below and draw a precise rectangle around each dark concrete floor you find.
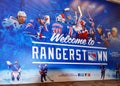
[1,79,120,86]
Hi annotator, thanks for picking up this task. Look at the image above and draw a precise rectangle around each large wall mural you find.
[0,0,120,84]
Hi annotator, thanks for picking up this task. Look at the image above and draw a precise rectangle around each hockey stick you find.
[78,6,83,20]
[46,75,54,82]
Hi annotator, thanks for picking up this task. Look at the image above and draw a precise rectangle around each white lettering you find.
[98,51,102,61]
[63,48,68,60]
[32,46,39,59]
[56,48,61,60]
[40,47,46,59]
[103,51,107,61]
[82,50,86,61]
[50,33,63,42]
[50,33,92,45]
[32,46,108,64]
[69,49,75,60]
[76,49,81,60]
[48,47,54,60]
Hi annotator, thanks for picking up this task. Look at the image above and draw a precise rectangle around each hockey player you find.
[56,7,76,36]
[72,6,89,39]
[96,26,109,47]
[56,8,70,23]
[25,15,50,39]
[100,65,106,80]
[115,63,120,79]
[6,60,21,82]
[17,11,27,28]
[2,11,27,30]
[88,18,95,40]
[52,23,63,34]
[110,27,120,43]
[38,64,48,82]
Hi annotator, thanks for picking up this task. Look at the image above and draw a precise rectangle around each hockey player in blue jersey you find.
[96,26,109,47]
[38,64,48,82]
[6,60,21,82]
[56,7,77,36]
[25,15,50,39]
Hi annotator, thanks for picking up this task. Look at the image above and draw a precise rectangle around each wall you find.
[0,0,120,85]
